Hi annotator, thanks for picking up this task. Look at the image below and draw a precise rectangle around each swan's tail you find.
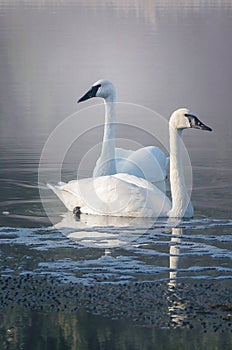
[47,183,83,212]
[47,183,65,203]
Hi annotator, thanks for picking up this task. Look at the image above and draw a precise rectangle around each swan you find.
[48,108,212,218]
[78,79,168,192]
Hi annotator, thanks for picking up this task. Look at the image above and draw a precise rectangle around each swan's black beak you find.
[185,114,212,132]
[77,84,101,103]
[197,122,212,132]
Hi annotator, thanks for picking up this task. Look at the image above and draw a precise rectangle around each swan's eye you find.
[194,117,202,126]
[184,113,201,127]
[184,114,193,126]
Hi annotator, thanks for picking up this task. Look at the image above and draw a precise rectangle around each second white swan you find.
[78,79,168,192]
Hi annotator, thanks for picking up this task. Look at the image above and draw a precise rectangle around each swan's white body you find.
[48,173,170,217]
[79,80,168,192]
[48,107,212,218]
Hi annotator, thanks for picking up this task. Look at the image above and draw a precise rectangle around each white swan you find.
[78,79,168,192]
[48,108,212,218]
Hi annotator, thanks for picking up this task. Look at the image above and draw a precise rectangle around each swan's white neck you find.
[169,126,193,218]
[94,95,117,176]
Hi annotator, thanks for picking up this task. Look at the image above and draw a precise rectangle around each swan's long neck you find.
[94,96,117,176]
[169,126,193,218]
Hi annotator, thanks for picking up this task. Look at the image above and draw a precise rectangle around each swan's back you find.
[115,146,168,192]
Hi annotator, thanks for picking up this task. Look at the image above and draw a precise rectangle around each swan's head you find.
[78,79,116,103]
[169,108,212,131]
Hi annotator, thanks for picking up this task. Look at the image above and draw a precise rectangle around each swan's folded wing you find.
[116,146,167,181]
[113,173,155,191]
[115,146,168,193]
[114,173,171,217]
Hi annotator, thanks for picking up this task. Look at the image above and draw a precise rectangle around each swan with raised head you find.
[78,79,168,192]
[48,108,212,218]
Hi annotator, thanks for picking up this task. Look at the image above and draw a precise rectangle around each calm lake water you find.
[0,0,232,349]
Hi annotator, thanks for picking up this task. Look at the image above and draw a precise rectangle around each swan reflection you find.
[54,211,154,248]
[168,226,189,327]
[55,212,190,327]
[169,227,182,288]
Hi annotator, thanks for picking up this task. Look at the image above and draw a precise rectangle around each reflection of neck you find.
[169,227,182,289]
[169,126,193,218]
[94,96,117,176]
[168,227,187,326]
